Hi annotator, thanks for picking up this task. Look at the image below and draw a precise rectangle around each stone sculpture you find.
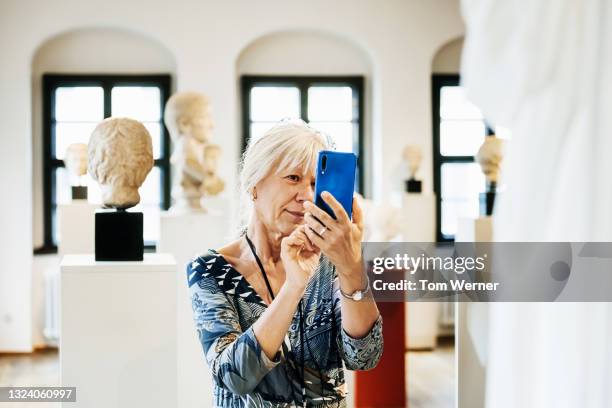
[164,91,225,213]
[88,117,154,261]
[64,143,89,200]
[88,117,154,209]
[476,135,505,216]
[403,144,423,193]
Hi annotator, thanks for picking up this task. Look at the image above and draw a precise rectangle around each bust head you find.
[88,117,154,209]
[64,143,88,179]
[402,144,423,179]
[164,91,213,143]
[476,136,505,183]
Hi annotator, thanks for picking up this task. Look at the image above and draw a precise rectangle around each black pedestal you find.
[71,186,88,200]
[480,191,497,216]
[405,179,422,193]
[95,211,144,261]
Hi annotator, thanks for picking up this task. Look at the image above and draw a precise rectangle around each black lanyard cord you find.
[245,234,275,301]
[244,234,307,407]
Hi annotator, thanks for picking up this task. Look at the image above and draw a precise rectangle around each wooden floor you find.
[1,342,455,408]
[0,348,60,408]
[407,338,456,408]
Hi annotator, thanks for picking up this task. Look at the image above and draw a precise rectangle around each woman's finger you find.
[304,212,329,237]
[303,200,337,230]
[320,191,350,224]
[304,223,325,249]
[296,226,315,251]
[352,195,364,231]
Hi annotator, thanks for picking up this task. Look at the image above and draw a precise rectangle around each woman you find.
[187,120,383,407]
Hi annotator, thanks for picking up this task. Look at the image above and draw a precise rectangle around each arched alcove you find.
[235,30,374,197]
[237,30,372,75]
[432,37,464,74]
[31,27,176,249]
[30,27,176,347]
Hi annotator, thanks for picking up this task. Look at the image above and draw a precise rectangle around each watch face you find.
[353,291,363,301]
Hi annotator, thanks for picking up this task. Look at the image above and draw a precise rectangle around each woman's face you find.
[253,165,315,237]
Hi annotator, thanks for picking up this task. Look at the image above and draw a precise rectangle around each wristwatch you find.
[339,275,370,301]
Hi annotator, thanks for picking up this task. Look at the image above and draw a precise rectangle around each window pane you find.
[54,167,72,206]
[440,86,483,120]
[55,87,104,121]
[250,122,277,143]
[85,173,102,204]
[143,122,162,159]
[138,167,161,206]
[111,86,161,121]
[131,167,162,242]
[441,198,480,237]
[441,162,485,199]
[308,86,353,121]
[308,122,354,153]
[440,120,486,156]
[132,204,161,244]
[54,122,98,159]
[250,87,300,121]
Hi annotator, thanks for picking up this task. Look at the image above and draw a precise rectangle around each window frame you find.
[432,74,492,242]
[39,73,172,253]
[240,75,365,194]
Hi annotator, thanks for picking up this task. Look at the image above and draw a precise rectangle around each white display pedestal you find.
[399,193,436,242]
[60,254,177,408]
[456,216,493,242]
[158,211,229,408]
[456,216,492,408]
[43,201,98,347]
[57,201,98,255]
[397,193,440,350]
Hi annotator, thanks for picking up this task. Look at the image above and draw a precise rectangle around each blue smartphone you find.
[314,150,357,220]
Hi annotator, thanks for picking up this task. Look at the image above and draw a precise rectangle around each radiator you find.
[43,267,60,346]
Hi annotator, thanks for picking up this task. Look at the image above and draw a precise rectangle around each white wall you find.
[0,0,464,351]
[237,30,374,196]
[432,37,464,73]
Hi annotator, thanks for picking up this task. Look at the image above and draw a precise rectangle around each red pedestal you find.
[355,302,406,407]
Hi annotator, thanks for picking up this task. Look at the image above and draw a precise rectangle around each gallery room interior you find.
[1,0,611,407]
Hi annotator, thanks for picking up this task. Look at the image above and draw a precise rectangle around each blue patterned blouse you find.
[186,248,383,407]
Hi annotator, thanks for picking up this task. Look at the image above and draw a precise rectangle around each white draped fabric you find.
[460,0,612,407]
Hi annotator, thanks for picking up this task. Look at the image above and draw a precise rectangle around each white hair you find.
[237,119,331,234]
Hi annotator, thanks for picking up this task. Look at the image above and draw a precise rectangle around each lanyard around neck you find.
[244,234,275,301]
[244,233,309,407]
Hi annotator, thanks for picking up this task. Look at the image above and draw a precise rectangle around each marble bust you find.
[164,91,225,213]
[65,142,89,200]
[88,117,154,209]
[64,143,88,181]
[477,135,505,216]
[476,136,504,183]
[402,144,423,192]
[403,145,423,180]
[200,144,225,196]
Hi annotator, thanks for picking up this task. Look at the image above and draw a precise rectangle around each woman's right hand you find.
[281,225,321,292]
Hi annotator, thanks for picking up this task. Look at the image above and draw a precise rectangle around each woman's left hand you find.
[303,191,364,275]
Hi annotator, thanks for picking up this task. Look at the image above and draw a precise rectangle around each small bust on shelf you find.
[88,117,154,261]
[476,135,505,216]
[403,144,423,193]
[64,143,89,200]
[164,91,225,214]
